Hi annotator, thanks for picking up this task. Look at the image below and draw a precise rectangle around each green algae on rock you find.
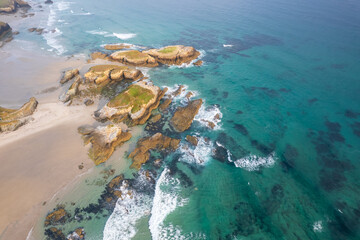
[95,81,167,126]
[144,45,200,65]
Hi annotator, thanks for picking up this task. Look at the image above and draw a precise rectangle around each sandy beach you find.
[0,12,98,239]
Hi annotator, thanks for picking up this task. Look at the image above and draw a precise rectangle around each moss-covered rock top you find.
[108,84,155,113]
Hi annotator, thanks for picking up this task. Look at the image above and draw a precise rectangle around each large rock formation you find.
[84,64,143,84]
[0,97,38,132]
[95,81,166,126]
[170,99,202,132]
[78,124,132,165]
[144,45,200,65]
[110,50,158,67]
[0,0,30,13]
[128,133,180,169]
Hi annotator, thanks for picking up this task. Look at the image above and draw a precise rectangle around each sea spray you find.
[233,152,276,171]
[103,181,152,240]
[179,137,213,166]
[149,168,188,240]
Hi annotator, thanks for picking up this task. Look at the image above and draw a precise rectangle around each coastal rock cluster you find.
[0,21,14,47]
[91,45,202,67]
[0,97,38,132]
[0,0,30,13]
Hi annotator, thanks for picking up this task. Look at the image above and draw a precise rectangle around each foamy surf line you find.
[233,152,276,171]
[86,30,136,40]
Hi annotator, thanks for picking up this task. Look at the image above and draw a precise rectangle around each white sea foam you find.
[112,33,137,40]
[179,137,213,166]
[194,103,223,130]
[103,181,152,240]
[223,44,233,47]
[57,1,72,11]
[86,30,109,36]
[43,28,66,55]
[149,169,188,240]
[233,152,276,171]
[313,221,323,232]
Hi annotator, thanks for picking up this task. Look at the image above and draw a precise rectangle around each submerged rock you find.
[144,45,200,65]
[95,81,166,126]
[44,207,70,226]
[45,227,66,240]
[60,69,79,84]
[128,133,180,169]
[0,97,38,132]
[78,124,132,165]
[110,50,158,67]
[193,60,203,66]
[170,99,203,132]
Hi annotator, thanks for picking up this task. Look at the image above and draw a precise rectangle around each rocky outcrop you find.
[144,45,200,65]
[84,65,143,84]
[0,0,30,13]
[128,133,180,169]
[89,52,109,61]
[60,69,79,84]
[186,135,198,146]
[110,50,158,67]
[194,60,203,66]
[158,98,172,111]
[95,81,166,126]
[67,228,85,240]
[78,124,132,165]
[104,44,130,50]
[0,97,38,132]
[170,99,202,132]
[61,76,82,103]
[44,207,70,226]
[0,22,11,39]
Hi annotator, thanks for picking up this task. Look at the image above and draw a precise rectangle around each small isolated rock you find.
[186,135,198,146]
[84,99,94,106]
[193,60,203,66]
[149,114,161,123]
[45,0,53,4]
[185,92,193,99]
[12,31,19,35]
[44,207,70,226]
[28,27,36,32]
[78,164,84,170]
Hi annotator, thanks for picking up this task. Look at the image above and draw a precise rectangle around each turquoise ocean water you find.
[19,0,360,239]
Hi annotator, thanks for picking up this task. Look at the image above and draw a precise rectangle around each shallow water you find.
[15,0,360,239]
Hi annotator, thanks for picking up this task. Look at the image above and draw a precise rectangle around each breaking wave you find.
[179,137,213,166]
[149,169,188,240]
[103,181,152,240]
[194,103,223,130]
[233,152,276,171]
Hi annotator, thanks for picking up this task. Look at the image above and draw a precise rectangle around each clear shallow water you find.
[24,0,360,239]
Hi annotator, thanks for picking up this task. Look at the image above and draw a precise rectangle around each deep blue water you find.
[21,0,360,239]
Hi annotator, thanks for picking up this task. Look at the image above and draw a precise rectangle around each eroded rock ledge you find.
[128,133,180,169]
[170,99,203,132]
[0,97,38,132]
[0,0,30,13]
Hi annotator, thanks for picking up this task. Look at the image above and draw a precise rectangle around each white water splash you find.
[103,181,152,240]
[149,169,188,240]
[313,221,323,232]
[86,30,109,35]
[179,137,213,166]
[223,44,233,47]
[112,33,137,40]
[233,153,276,171]
[194,103,223,130]
[169,50,206,69]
